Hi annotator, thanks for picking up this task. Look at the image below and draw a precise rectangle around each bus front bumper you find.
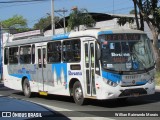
[96,82,155,100]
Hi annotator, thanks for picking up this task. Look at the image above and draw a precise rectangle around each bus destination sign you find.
[105,34,141,41]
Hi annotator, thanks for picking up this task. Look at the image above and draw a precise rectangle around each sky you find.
[0,0,134,28]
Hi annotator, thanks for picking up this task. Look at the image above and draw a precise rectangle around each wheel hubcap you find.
[25,84,29,95]
[75,87,82,101]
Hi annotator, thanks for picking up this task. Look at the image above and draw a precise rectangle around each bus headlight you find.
[148,77,154,84]
[103,78,118,87]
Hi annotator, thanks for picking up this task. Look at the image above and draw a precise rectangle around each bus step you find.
[39,91,48,96]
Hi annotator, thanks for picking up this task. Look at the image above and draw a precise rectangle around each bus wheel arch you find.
[69,78,79,96]
[69,79,86,105]
[22,77,32,98]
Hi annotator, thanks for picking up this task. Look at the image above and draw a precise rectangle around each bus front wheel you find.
[23,78,32,98]
[73,81,86,105]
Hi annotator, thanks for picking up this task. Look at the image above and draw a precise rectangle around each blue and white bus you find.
[3,28,155,105]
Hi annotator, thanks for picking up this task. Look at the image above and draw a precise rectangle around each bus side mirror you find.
[96,43,101,60]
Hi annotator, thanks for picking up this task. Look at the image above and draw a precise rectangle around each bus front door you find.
[37,46,47,95]
[84,41,96,97]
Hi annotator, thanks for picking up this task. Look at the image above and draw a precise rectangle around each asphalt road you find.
[0,84,160,120]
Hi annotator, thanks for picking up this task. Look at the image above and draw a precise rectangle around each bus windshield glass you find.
[98,33,154,72]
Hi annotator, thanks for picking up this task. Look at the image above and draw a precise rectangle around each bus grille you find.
[119,88,147,97]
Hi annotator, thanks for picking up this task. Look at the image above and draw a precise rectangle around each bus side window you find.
[20,45,31,64]
[63,39,80,62]
[32,45,35,64]
[9,47,19,64]
[47,41,61,63]
[4,48,9,65]
[73,41,81,61]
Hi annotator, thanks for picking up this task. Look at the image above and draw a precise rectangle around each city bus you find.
[3,28,155,105]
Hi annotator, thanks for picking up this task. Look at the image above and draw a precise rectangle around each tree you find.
[138,0,144,31]
[33,15,60,31]
[1,15,29,33]
[130,9,136,14]
[117,0,144,31]
[133,0,160,70]
[133,0,140,29]
[117,17,134,26]
[117,10,134,27]
[67,7,96,31]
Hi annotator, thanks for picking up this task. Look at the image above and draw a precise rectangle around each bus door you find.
[83,41,96,97]
[37,46,47,94]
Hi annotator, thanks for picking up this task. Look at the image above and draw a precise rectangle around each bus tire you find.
[23,78,32,98]
[73,81,86,105]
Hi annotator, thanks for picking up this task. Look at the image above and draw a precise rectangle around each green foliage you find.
[130,9,136,14]
[33,16,51,31]
[33,15,59,31]
[1,15,30,33]
[1,15,27,28]
[117,8,135,27]
[154,7,160,33]
[67,8,96,31]
[15,28,33,33]
[142,0,160,32]
[117,17,134,26]
[135,0,160,71]
[83,13,96,27]
[68,9,82,30]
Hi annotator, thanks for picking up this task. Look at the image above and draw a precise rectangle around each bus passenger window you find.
[32,45,35,64]
[63,39,80,62]
[9,47,19,64]
[20,45,31,64]
[4,48,9,65]
[47,41,61,63]
[43,48,46,68]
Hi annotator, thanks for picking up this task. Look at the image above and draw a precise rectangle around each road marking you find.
[30,101,115,120]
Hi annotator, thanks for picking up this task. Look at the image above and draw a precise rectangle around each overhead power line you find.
[0,0,49,4]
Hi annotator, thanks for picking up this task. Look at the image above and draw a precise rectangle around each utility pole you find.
[55,8,68,33]
[113,0,115,27]
[51,0,55,35]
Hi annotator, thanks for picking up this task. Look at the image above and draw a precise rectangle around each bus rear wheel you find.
[73,81,86,105]
[23,78,32,98]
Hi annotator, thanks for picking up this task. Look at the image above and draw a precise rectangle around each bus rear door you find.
[36,45,48,95]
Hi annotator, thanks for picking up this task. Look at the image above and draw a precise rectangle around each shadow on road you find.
[87,91,160,108]
[12,91,160,108]
[0,96,70,120]
[13,92,74,102]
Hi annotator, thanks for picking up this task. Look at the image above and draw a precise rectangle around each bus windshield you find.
[98,33,155,72]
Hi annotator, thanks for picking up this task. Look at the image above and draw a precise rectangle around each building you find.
[44,12,160,41]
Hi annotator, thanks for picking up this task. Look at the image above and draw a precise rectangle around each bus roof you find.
[52,28,145,40]
[5,28,145,47]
